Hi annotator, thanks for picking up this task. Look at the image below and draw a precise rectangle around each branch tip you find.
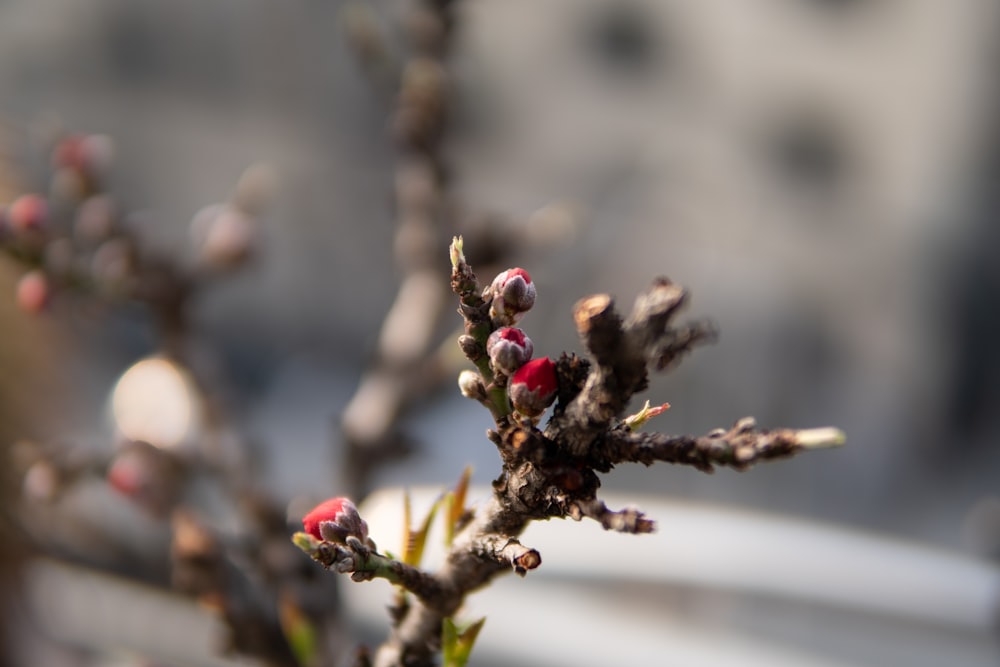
[573,294,614,334]
[449,236,465,269]
[793,427,846,449]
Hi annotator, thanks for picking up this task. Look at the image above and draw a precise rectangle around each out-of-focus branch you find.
[338,0,460,496]
[338,0,579,495]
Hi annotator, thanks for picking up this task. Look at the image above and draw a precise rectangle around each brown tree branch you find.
[598,418,846,473]
[569,498,656,534]
[546,280,716,456]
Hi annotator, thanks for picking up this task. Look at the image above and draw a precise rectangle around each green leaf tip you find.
[450,236,465,269]
[442,616,486,667]
[292,531,320,553]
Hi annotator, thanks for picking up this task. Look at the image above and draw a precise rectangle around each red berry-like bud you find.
[7,194,48,233]
[509,357,558,417]
[486,327,534,376]
[488,267,536,325]
[302,497,368,544]
[16,270,50,314]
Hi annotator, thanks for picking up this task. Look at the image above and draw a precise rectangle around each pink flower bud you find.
[106,442,180,517]
[302,497,368,544]
[509,357,558,417]
[486,327,534,376]
[7,194,48,234]
[52,134,114,179]
[488,267,536,325]
[16,270,50,314]
[51,134,88,171]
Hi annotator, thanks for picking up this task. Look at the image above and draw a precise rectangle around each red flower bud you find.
[7,194,48,234]
[509,357,558,417]
[302,497,368,544]
[488,267,536,325]
[486,327,534,376]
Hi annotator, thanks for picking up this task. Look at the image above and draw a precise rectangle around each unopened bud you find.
[52,134,114,181]
[449,235,465,269]
[7,194,48,234]
[74,195,116,244]
[51,134,87,171]
[509,357,557,417]
[486,327,533,376]
[16,270,50,314]
[302,497,369,545]
[457,369,486,400]
[488,268,536,325]
[457,334,481,360]
[106,442,180,516]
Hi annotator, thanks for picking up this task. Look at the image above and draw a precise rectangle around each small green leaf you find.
[401,491,414,564]
[402,491,444,567]
[450,235,465,269]
[442,617,486,667]
[444,466,473,547]
[450,466,472,526]
[443,493,456,547]
[279,596,319,667]
[292,531,319,554]
[624,400,671,431]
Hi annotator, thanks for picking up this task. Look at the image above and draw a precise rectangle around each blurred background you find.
[1,0,998,665]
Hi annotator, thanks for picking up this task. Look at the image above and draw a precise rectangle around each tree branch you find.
[570,498,656,534]
[598,418,846,473]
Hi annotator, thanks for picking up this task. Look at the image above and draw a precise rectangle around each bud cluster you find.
[1,132,268,316]
[454,257,558,420]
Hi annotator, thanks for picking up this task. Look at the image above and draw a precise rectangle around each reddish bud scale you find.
[509,357,558,417]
